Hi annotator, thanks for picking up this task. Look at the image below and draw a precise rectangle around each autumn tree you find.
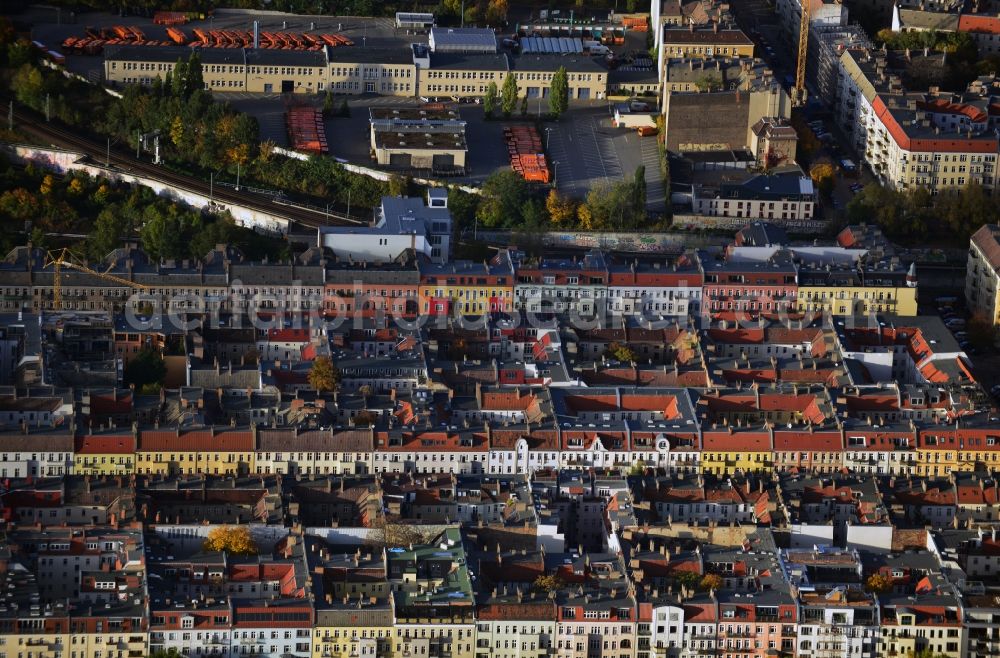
[388,174,411,197]
[699,574,723,591]
[606,342,637,363]
[578,180,645,230]
[500,73,519,117]
[545,189,578,227]
[549,67,569,119]
[352,410,379,427]
[865,573,894,594]
[308,356,341,392]
[809,161,836,198]
[203,525,258,555]
[532,574,564,592]
[485,0,509,26]
[367,517,435,548]
[673,571,701,589]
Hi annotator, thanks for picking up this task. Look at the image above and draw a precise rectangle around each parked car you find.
[946,319,967,330]
[990,384,1000,397]
[953,331,969,340]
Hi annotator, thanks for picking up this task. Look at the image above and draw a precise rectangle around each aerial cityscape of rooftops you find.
[5,0,1000,657]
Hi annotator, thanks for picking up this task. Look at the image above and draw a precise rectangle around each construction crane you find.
[44,248,151,310]
[793,0,811,106]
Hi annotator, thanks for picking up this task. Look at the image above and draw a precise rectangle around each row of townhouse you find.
[11,522,990,658]
[5,394,997,479]
[0,227,919,321]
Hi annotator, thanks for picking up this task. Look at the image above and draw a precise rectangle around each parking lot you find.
[546,107,666,212]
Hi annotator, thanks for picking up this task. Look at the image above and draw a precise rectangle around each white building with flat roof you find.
[318,190,452,264]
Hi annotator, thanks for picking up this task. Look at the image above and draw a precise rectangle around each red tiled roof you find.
[959,14,1000,34]
[75,433,136,454]
[701,429,771,451]
[773,429,843,451]
[874,96,998,153]
[138,429,254,452]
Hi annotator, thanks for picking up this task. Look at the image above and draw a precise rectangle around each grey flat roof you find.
[105,45,328,67]
[326,46,414,65]
[430,27,498,51]
[511,54,608,73]
[429,52,510,71]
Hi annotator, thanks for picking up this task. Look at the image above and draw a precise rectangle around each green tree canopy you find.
[500,73,519,117]
[549,67,569,118]
[483,81,499,118]
[124,347,166,390]
[475,170,530,228]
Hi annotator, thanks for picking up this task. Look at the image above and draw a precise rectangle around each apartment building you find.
[796,258,918,316]
[418,250,515,316]
[966,224,1000,326]
[691,172,816,221]
[514,251,609,316]
[0,429,74,478]
[605,253,704,319]
[389,528,476,658]
[475,594,556,658]
[838,50,1000,192]
[660,25,755,60]
[662,57,792,153]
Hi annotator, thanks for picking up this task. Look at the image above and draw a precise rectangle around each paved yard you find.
[547,108,666,213]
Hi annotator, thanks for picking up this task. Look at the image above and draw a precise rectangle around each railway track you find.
[10,108,362,231]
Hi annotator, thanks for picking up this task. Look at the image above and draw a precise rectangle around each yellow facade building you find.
[660,27,755,59]
[135,428,254,476]
[312,605,394,658]
[796,263,919,317]
[73,433,136,475]
[418,253,515,316]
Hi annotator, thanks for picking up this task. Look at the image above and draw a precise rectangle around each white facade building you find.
[318,190,452,264]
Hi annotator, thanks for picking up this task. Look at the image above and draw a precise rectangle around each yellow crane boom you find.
[794,0,811,106]
[44,248,151,310]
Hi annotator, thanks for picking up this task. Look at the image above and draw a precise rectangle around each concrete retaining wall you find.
[476,229,718,253]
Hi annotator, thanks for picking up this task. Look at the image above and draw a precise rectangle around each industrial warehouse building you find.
[104,44,418,95]
[104,39,610,100]
[369,107,467,172]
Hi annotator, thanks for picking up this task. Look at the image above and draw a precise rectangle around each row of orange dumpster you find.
[62,34,172,54]
[287,107,328,154]
[60,26,354,56]
[621,16,649,31]
[187,29,353,49]
[504,125,550,183]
